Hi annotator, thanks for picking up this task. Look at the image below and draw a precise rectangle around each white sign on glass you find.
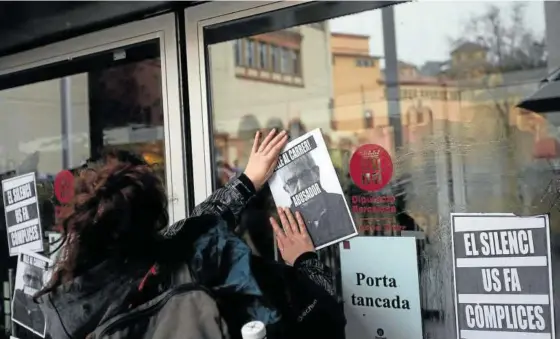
[339,236,423,339]
[451,213,555,339]
[2,172,44,256]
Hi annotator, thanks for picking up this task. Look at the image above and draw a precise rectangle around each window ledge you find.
[235,66,304,87]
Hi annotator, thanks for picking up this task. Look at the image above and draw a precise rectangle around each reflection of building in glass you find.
[331,33,384,131]
[330,33,394,159]
[330,31,551,230]
[210,25,333,167]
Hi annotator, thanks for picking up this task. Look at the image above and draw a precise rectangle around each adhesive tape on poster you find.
[241,321,267,339]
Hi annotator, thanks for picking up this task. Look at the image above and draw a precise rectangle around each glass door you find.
[186,1,559,339]
[0,14,185,338]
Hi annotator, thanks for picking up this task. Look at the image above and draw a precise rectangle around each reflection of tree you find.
[457,3,546,72]
[450,4,544,119]
[450,3,545,124]
[449,3,547,209]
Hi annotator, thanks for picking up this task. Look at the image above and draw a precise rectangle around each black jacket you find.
[250,253,345,339]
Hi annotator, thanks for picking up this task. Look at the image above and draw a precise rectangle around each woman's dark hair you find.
[36,151,168,298]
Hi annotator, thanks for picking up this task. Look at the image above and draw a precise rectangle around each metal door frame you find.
[0,13,187,222]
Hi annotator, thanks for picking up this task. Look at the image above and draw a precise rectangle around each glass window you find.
[291,49,301,76]
[0,41,167,317]
[364,109,374,129]
[206,2,560,338]
[245,39,255,67]
[258,41,268,69]
[280,47,290,74]
[268,46,275,71]
[270,45,281,73]
[356,58,373,67]
[274,47,282,73]
[234,39,243,66]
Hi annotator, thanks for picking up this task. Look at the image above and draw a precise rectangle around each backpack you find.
[86,265,231,339]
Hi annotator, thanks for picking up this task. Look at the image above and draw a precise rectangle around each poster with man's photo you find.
[12,251,52,338]
[269,128,358,249]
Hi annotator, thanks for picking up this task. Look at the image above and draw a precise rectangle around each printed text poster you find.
[2,172,43,256]
[269,128,357,249]
[451,213,555,339]
[339,237,422,339]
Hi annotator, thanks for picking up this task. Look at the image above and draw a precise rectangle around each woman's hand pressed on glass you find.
[243,129,288,191]
[270,207,315,266]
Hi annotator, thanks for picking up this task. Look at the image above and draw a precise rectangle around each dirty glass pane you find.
[206,1,557,338]
[393,2,556,337]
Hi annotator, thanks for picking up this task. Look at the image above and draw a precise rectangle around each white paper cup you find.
[241,320,267,339]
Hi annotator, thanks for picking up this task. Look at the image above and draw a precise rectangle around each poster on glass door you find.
[12,250,52,338]
[451,213,555,339]
[339,236,423,339]
[268,128,358,250]
[2,172,44,256]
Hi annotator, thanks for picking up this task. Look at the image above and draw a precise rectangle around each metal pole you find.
[61,76,73,169]
[381,5,402,150]
[3,281,9,335]
[8,268,15,337]
[545,1,560,72]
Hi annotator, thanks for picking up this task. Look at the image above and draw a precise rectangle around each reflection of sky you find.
[330,1,545,67]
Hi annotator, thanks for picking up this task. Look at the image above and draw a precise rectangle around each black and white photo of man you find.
[277,151,356,248]
[12,252,49,337]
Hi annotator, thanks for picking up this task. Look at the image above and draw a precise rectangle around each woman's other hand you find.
[270,207,315,266]
[244,129,288,191]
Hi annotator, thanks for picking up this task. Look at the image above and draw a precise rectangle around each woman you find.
[35,129,344,339]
